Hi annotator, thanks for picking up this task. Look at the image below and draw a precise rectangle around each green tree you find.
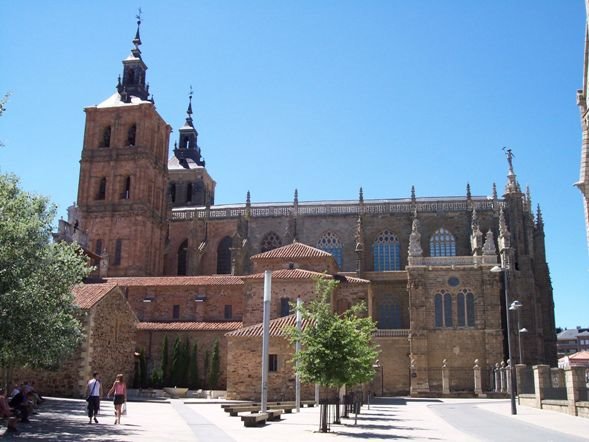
[203,350,210,389]
[209,339,220,389]
[161,335,170,385]
[171,336,182,386]
[288,278,378,389]
[0,173,90,384]
[181,338,190,387]
[189,342,199,389]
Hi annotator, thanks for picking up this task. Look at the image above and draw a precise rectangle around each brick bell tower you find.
[76,15,171,277]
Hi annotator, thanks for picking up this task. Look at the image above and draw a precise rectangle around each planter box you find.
[163,387,189,399]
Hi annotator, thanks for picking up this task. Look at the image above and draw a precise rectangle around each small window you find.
[96,177,107,200]
[95,239,103,256]
[434,294,443,327]
[178,240,188,276]
[186,183,193,203]
[121,176,131,199]
[173,305,180,319]
[101,126,111,148]
[224,304,233,320]
[280,298,290,317]
[127,124,136,146]
[269,354,278,372]
[114,239,122,266]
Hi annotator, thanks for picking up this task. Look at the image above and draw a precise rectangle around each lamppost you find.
[491,265,517,415]
[373,360,383,396]
[509,300,527,365]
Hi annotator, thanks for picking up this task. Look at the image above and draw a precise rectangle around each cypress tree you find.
[203,350,210,389]
[181,338,190,387]
[162,335,170,386]
[209,339,220,389]
[189,342,199,389]
[171,336,182,386]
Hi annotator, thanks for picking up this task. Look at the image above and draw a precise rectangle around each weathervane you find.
[136,8,142,26]
[503,146,515,174]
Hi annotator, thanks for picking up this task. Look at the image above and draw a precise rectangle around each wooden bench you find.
[241,412,268,427]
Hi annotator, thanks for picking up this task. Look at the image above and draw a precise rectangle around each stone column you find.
[442,360,450,395]
[506,360,513,394]
[473,360,483,396]
[533,364,550,409]
[494,363,501,393]
[500,361,507,393]
[565,366,586,416]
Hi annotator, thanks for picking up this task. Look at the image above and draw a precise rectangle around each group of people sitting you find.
[0,381,44,433]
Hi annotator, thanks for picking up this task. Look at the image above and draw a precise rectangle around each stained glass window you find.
[260,232,282,252]
[372,230,401,271]
[317,232,343,268]
[430,228,456,257]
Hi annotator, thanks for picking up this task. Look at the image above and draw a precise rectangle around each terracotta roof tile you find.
[105,276,244,287]
[243,269,369,284]
[251,242,333,260]
[226,315,312,337]
[137,321,243,331]
[73,282,118,309]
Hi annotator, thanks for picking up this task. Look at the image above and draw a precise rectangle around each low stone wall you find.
[541,399,568,414]
[577,402,589,419]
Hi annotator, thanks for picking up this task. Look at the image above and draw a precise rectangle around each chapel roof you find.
[137,321,242,332]
[243,268,369,284]
[251,242,333,260]
[105,276,244,287]
[226,314,311,337]
[73,282,119,309]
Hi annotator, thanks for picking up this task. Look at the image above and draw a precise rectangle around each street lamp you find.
[491,265,517,415]
[509,300,526,365]
[373,360,383,396]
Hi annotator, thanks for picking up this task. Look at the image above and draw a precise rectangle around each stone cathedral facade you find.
[52,21,557,399]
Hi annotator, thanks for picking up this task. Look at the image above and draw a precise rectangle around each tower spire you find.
[132,8,143,56]
[173,85,204,167]
[118,9,149,102]
[503,147,521,194]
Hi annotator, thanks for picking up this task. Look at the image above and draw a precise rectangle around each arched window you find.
[430,228,456,257]
[114,239,122,266]
[96,177,107,200]
[101,126,111,148]
[444,292,453,326]
[372,230,401,271]
[434,291,453,327]
[434,294,443,327]
[126,68,135,85]
[457,290,475,327]
[466,292,475,326]
[216,236,232,274]
[317,232,343,268]
[457,292,465,326]
[127,124,137,146]
[280,298,290,317]
[193,181,204,205]
[177,240,188,275]
[260,232,282,252]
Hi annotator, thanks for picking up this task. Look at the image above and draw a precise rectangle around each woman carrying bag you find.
[107,374,127,425]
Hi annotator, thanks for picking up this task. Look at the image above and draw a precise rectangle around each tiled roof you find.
[105,276,244,286]
[73,282,119,309]
[137,321,243,331]
[226,315,312,337]
[569,351,589,360]
[243,269,369,284]
[251,242,333,260]
[557,329,589,340]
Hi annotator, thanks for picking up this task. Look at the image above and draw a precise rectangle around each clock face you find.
[448,276,460,287]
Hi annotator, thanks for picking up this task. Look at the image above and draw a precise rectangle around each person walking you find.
[86,372,102,424]
[107,374,127,425]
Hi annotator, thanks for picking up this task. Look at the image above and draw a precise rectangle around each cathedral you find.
[48,18,556,399]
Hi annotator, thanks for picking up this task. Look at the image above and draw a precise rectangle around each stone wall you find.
[226,335,314,401]
[373,336,411,395]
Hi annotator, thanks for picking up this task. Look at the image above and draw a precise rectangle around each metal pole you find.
[296,296,301,413]
[517,310,523,365]
[261,270,272,413]
[381,365,384,396]
[503,269,517,415]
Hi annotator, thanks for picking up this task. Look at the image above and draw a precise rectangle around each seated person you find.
[0,388,17,432]
[8,384,29,423]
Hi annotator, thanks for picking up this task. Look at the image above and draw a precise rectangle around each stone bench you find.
[227,405,294,416]
[241,412,268,427]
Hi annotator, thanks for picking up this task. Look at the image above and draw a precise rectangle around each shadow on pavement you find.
[1,398,138,441]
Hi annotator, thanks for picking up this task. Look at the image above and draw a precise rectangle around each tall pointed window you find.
[317,232,343,268]
[434,291,453,327]
[194,181,204,205]
[101,126,111,148]
[372,230,401,271]
[458,290,475,327]
[96,177,107,200]
[430,228,456,257]
[260,232,282,253]
[178,240,188,276]
[127,124,137,146]
[216,236,232,274]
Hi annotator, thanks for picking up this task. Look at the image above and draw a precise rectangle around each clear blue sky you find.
[1,1,587,328]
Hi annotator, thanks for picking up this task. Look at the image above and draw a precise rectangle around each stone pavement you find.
[1,396,589,441]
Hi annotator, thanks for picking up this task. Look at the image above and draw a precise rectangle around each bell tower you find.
[76,14,171,276]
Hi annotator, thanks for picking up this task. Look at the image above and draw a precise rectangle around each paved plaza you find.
[2,396,589,441]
